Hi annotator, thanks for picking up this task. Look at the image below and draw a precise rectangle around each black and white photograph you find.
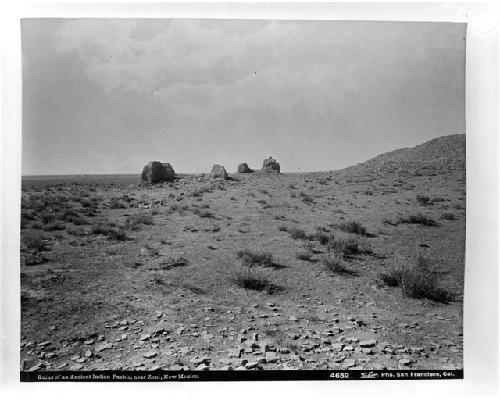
[11,11,486,383]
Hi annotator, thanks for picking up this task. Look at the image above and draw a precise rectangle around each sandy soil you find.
[20,139,465,372]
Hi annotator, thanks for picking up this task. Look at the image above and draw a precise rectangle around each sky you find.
[22,19,466,175]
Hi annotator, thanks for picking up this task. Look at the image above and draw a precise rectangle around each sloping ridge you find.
[343,134,465,177]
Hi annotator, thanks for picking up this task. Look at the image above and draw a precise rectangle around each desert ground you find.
[20,134,465,371]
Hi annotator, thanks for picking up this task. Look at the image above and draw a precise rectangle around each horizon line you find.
[21,169,340,178]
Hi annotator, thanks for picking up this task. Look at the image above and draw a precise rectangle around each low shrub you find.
[30,221,43,230]
[440,212,456,220]
[416,195,432,206]
[296,250,313,261]
[43,222,66,231]
[58,210,88,225]
[125,213,153,229]
[91,222,127,241]
[287,227,307,240]
[143,244,160,256]
[67,226,87,236]
[339,220,368,236]
[181,283,207,295]
[192,207,215,218]
[379,255,453,303]
[109,198,127,209]
[40,213,56,224]
[312,230,334,245]
[106,228,127,241]
[21,210,36,222]
[159,256,188,270]
[79,198,92,208]
[398,213,439,227]
[231,266,280,293]
[168,204,189,215]
[237,249,273,267]
[327,234,371,256]
[23,232,48,251]
[321,252,352,275]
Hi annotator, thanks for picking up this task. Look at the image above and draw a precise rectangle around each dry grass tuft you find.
[320,252,352,275]
[339,220,368,236]
[287,227,307,240]
[125,213,153,229]
[91,221,127,240]
[379,255,453,303]
[440,212,456,220]
[398,213,439,227]
[230,265,282,294]
[237,249,274,267]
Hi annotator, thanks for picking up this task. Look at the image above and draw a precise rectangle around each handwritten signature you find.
[361,371,379,379]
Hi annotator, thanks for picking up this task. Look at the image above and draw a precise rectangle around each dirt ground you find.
[20,136,465,372]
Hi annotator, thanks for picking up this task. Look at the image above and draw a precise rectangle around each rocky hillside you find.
[343,134,465,177]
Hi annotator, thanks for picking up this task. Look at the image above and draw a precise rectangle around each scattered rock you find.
[246,361,260,370]
[202,332,214,341]
[265,352,278,363]
[95,342,113,353]
[343,359,356,368]
[143,351,158,359]
[159,256,188,270]
[359,339,377,348]
[331,343,344,351]
[190,356,209,366]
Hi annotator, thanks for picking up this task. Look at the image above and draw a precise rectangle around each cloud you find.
[23,19,465,175]
[53,19,465,123]
[54,19,360,118]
